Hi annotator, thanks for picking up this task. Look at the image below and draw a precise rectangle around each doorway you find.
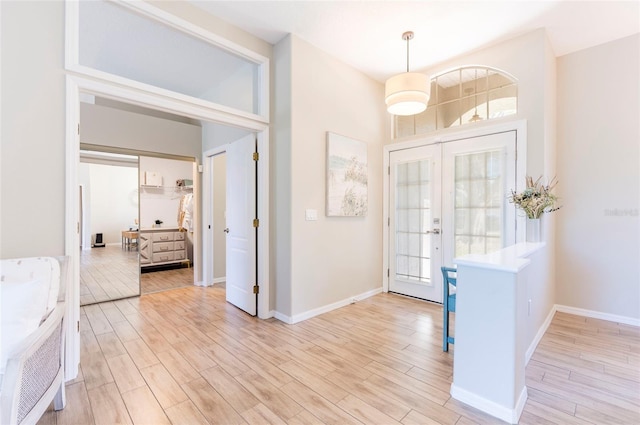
[386,128,521,303]
[205,133,259,316]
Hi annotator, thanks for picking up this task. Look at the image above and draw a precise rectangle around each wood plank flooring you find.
[39,286,640,424]
[80,245,193,305]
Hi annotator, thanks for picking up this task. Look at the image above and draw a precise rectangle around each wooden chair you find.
[441,266,457,352]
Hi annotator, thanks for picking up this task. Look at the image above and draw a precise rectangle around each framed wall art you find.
[326,132,368,217]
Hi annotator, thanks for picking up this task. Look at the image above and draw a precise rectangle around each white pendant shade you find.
[385,72,430,116]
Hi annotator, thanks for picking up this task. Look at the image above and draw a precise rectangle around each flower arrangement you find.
[509,176,560,219]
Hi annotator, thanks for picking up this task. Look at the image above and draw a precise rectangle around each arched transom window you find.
[394,66,517,138]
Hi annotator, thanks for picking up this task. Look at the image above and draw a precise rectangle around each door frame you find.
[382,120,527,293]
[65,76,270,381]
[202,146,228,286]
[202,138,269,319]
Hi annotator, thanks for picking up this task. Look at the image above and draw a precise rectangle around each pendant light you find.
[385,31,430,116]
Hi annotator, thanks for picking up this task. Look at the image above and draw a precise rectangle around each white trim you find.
[526,305,556,364]
[202,145,229,287]
[213,277,226,284]
[382,119,528,293]
[64,77,81,381]
[65,0,270,120]
[69,76,266,131]
[256,129,271,320]
[555,304,640,327]
[450,384,527,424]
[276,287,384,325]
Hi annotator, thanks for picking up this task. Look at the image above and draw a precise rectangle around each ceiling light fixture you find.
[385,31,430,116]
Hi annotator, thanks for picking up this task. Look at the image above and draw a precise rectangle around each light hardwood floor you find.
[39,286,639,424]
[80,245,193,305]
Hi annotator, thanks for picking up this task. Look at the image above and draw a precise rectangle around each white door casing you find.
[225,134,257,315]
[383,122,526,302]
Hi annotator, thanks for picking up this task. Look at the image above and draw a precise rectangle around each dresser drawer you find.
[174,232,185,241]
[174,250,186,261]
[153,252,175,263]
[153,242,174,253]
[174,240,185,250]
[152,232,174,242]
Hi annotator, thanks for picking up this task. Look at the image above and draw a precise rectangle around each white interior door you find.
[388,131,517,303]
[225,134,257,315]
[389,145,443,301]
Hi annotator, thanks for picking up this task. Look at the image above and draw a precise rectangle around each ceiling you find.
[190,0,640,83]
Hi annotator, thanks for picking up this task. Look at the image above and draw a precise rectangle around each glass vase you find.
[526,218,542,243]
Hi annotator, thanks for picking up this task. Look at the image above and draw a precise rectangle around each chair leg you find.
[54,382,66,410]
[443,309,449,352]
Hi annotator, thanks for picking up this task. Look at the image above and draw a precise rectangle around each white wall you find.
[556,34,640,320]
[80,163,138,245]
[139,156,194,230]
[81,103,202,159]
[1,1,66,258]
[273,35,293,316]
[275,35,388,319]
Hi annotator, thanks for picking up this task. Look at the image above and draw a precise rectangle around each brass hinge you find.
[253,152,259,161]
[253,285,259,294]
[387,268,390,278]
[77,123,80,135]
[77,321,80,332]
[77,222,80,233]
[253,218,259,228]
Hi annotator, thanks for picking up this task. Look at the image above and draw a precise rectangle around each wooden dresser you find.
[139,228,188,267]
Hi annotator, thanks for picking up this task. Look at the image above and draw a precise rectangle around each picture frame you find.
[326,132,368,217]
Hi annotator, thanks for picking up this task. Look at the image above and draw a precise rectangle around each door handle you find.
[426,228,440,234]
[223,228,230,233]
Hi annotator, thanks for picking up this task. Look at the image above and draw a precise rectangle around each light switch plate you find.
[305,209,318,221]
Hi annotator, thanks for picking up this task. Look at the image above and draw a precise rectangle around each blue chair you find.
[441,266,457,352]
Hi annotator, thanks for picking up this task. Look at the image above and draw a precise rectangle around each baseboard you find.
[193,277,225,288]
[450,384,527,424]
[526,306,556,364]
[555,304,640,327]
[273,287,383,325]
[273,310,293,324]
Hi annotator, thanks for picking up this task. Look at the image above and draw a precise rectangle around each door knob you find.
[223,228,230,233]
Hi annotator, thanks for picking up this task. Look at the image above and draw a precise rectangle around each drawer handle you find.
[160,246,168,251]
[160,236,169,240]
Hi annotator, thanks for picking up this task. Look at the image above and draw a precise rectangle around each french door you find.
[389,145,443,301]
[388,131,517,303]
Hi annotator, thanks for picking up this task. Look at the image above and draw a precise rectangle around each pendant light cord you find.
[402,31,414,73]
[406,35,410,72]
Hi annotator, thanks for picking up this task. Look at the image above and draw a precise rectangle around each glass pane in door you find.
[453,150,504,257]
[395,159,432,284]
